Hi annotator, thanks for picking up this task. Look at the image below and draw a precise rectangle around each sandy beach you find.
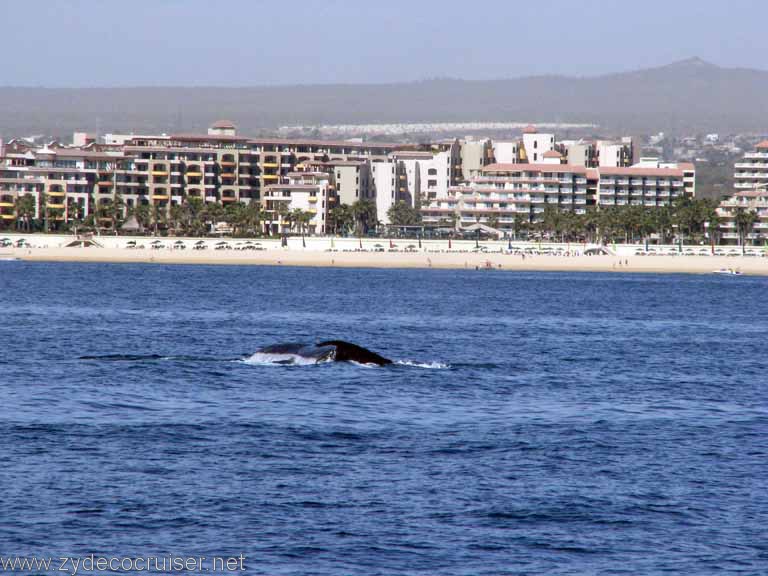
[1,233,767,275]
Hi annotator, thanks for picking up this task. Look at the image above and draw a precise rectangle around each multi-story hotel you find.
[597,160,695,207]
[714,141,768,244]
[421,159,696,234]
[0,123,695,237]
[733,140,768,192]
[262,170,334,235]
[0,122,402,228]
[716,188,768,244]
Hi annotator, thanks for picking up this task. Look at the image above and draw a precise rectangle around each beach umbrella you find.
[389,238,394,249]
[507,237,512,250]
[448,238,452,249]
[195,240,205,245]
[359,237,362,250]
[418,234,422,249]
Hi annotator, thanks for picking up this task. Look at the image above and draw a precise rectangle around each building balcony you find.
[221,196,237,202]
[0,202,14,208]
[46,202,65,209]
[220,161,236,167]
[308,196,317,203]
[151,195,169,201]
[151,170,169,176]
[186,172,202,178]
[47,190,66,196]
[262,163,279,168]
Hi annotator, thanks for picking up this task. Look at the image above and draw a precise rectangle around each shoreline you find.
[2,233,767,274]
[3,243,767,276]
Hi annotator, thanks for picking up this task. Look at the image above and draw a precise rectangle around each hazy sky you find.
[2,0,765,86]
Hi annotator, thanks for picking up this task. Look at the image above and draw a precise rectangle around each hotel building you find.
[733,140,768,192]
[421,160,696,235]
[0,122,402,228]
[262,170,334,235]
[715,141,768,244]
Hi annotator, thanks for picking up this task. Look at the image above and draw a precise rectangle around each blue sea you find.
[1,262,767,575]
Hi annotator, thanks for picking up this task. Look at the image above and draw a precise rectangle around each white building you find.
[521,125,555,164]
[492,141,520,164]
[734,140,768,192]
[262,171,332,235]
[372,161,399,225]
[390,148,456,208]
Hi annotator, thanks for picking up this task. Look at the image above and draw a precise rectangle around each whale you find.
[253,340,392,366]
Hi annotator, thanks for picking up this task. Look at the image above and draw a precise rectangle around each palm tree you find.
[67,200,85,235]
[387,201,422,227]
[150,202,167,236]
[700,198,721,250]
[102,194,125,232]
[240,201,265,236]
[329,204,354,235]
[351,199,377,235]
[202,202,224,235]
[223,202,247,236]
[274,202,287,235]
[130,203,152,232]
[169,204,187,236]
[511,212,528,241]
[15,194,36,232]
[734,207,758,249]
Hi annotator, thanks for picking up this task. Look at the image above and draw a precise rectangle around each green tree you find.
[734,207,758,248]
[130,204,152,232]
[386,201,422,227]
[15,194,36,232]
[512,212,529,240]
[351,199,377,235]
[329,204,354,235]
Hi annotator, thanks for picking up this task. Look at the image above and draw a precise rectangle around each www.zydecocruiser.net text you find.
[0,554,246,574]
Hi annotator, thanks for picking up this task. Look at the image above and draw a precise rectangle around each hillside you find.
[1,58,767,139]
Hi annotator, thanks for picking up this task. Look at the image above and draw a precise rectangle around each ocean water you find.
[1,262,767,575]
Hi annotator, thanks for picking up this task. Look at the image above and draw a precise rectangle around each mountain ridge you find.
[1,58,767,138]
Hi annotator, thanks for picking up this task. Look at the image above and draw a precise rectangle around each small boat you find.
[713,268,743,276]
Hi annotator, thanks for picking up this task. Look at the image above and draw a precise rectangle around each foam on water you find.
[395,360,450,369]
[242,352,327,366]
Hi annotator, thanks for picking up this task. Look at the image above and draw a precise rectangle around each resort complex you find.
[0,121,765,244]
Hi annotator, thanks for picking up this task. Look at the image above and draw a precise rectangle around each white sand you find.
[3,240,767,275]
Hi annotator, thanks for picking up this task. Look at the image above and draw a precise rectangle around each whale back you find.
[316,340,392,366]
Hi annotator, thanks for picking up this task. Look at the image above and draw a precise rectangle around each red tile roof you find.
[598,166,686,177]
[483,163,588,174]
[755,140,768,150]
[210,120,236,129]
